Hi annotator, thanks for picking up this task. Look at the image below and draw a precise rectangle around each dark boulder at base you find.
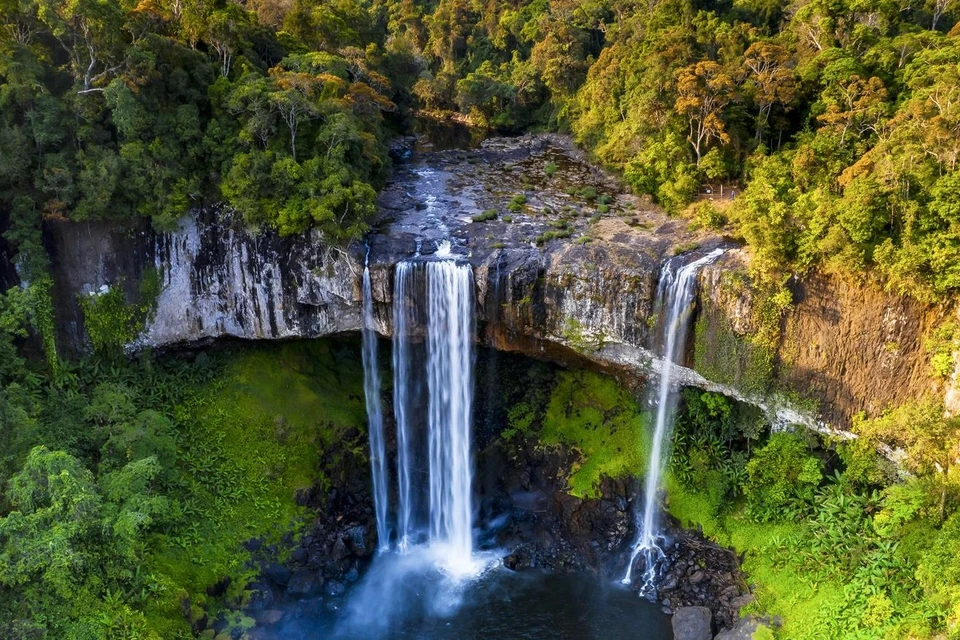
[287,570,322,596]
[673,606,713,640]
[262,563,291,587]
[255,610,285,626]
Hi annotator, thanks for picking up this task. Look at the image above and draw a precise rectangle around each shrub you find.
[508,194,527,212]
[578,186,598,201]
[744,433,822,521]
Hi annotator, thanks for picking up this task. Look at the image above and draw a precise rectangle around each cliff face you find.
[45,135,956,431]
[47,208,362,350]
[697,251,953,427]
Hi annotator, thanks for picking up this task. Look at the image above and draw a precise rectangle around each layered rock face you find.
[45,134,954,429]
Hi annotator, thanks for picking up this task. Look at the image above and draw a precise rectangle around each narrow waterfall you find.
[392,256,476,572]
[393,261,416,552]
[362,259,389,552]
[623,248,725,592]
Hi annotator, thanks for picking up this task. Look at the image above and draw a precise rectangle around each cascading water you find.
[393,261,416,552]
[391,249,477,573]
[362,254,390,552]
[623,248,725,594]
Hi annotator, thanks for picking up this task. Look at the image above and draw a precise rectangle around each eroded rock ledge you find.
[46,134,956,429]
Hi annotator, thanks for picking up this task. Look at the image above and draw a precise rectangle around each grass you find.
[663,473,887,640]
[141,340,367,635]
[539,371,649,497]
[472,209,499,222]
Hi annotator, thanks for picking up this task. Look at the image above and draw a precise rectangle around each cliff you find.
[45,135,957,431]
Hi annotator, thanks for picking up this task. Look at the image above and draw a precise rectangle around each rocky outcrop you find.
[44,134,953,429]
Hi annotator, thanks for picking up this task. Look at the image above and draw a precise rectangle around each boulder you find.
[262,563,291,587]
[713,616,769,640]
[255,610,285,626]
[673,606,713,640]
[288,570,322,596]
[345,525,371,556]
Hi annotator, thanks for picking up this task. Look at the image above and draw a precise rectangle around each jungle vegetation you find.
[2,0,959,298]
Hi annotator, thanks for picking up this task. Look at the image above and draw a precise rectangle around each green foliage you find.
[855,400,960,523]
[926,322,959,380]
[539,370,649,497]
[79,288,139,356]
[744,433,822,521]
[472,209,499,222]
[691,201,727,230]
[78,269,162,356]
[0,1,395,243]
[662,390,957,639]
[0,339,368,637]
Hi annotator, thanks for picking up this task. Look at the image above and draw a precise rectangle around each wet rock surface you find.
[479,431,750,636]
[672,606,713,640]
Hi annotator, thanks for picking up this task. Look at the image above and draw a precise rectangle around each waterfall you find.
[623,248,725,593]
[393,261,416,552]
[426,261,475,566]
[392,256,476,572]
[362,258,389,552]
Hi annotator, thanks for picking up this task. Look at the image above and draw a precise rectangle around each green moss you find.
[78,268,163,357]
[141,340,367,635]
[540,370,649,497]
[693,310,773,396]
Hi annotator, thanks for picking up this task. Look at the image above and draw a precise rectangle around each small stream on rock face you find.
[623,249,725,595]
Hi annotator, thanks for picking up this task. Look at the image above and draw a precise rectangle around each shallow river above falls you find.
[267,560,672,639]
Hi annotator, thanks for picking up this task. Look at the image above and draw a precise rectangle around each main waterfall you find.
[623,248,725,593]
[391,253,477,573]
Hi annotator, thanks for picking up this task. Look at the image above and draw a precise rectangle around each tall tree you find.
[675,60,735,166]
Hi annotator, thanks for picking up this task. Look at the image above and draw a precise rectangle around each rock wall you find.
[47,207,370,352]
[42,135,955,432]
[697,250,952,427]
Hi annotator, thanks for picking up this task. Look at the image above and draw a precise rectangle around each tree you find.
[930,0,954,30]
[674,61,735,166]
[207,4,250,78]
[743,42,795,144]
[817,74,889,145]
[35,0,125,93]
[268,67,325,161]
[856,401,960,523]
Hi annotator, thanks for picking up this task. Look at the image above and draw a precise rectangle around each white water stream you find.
[623,248,725,593]
[362,256,390,552]
[391,253,478,575]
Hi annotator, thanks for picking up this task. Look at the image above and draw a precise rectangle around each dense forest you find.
[2,0,959,298]
[2,0,960,638]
